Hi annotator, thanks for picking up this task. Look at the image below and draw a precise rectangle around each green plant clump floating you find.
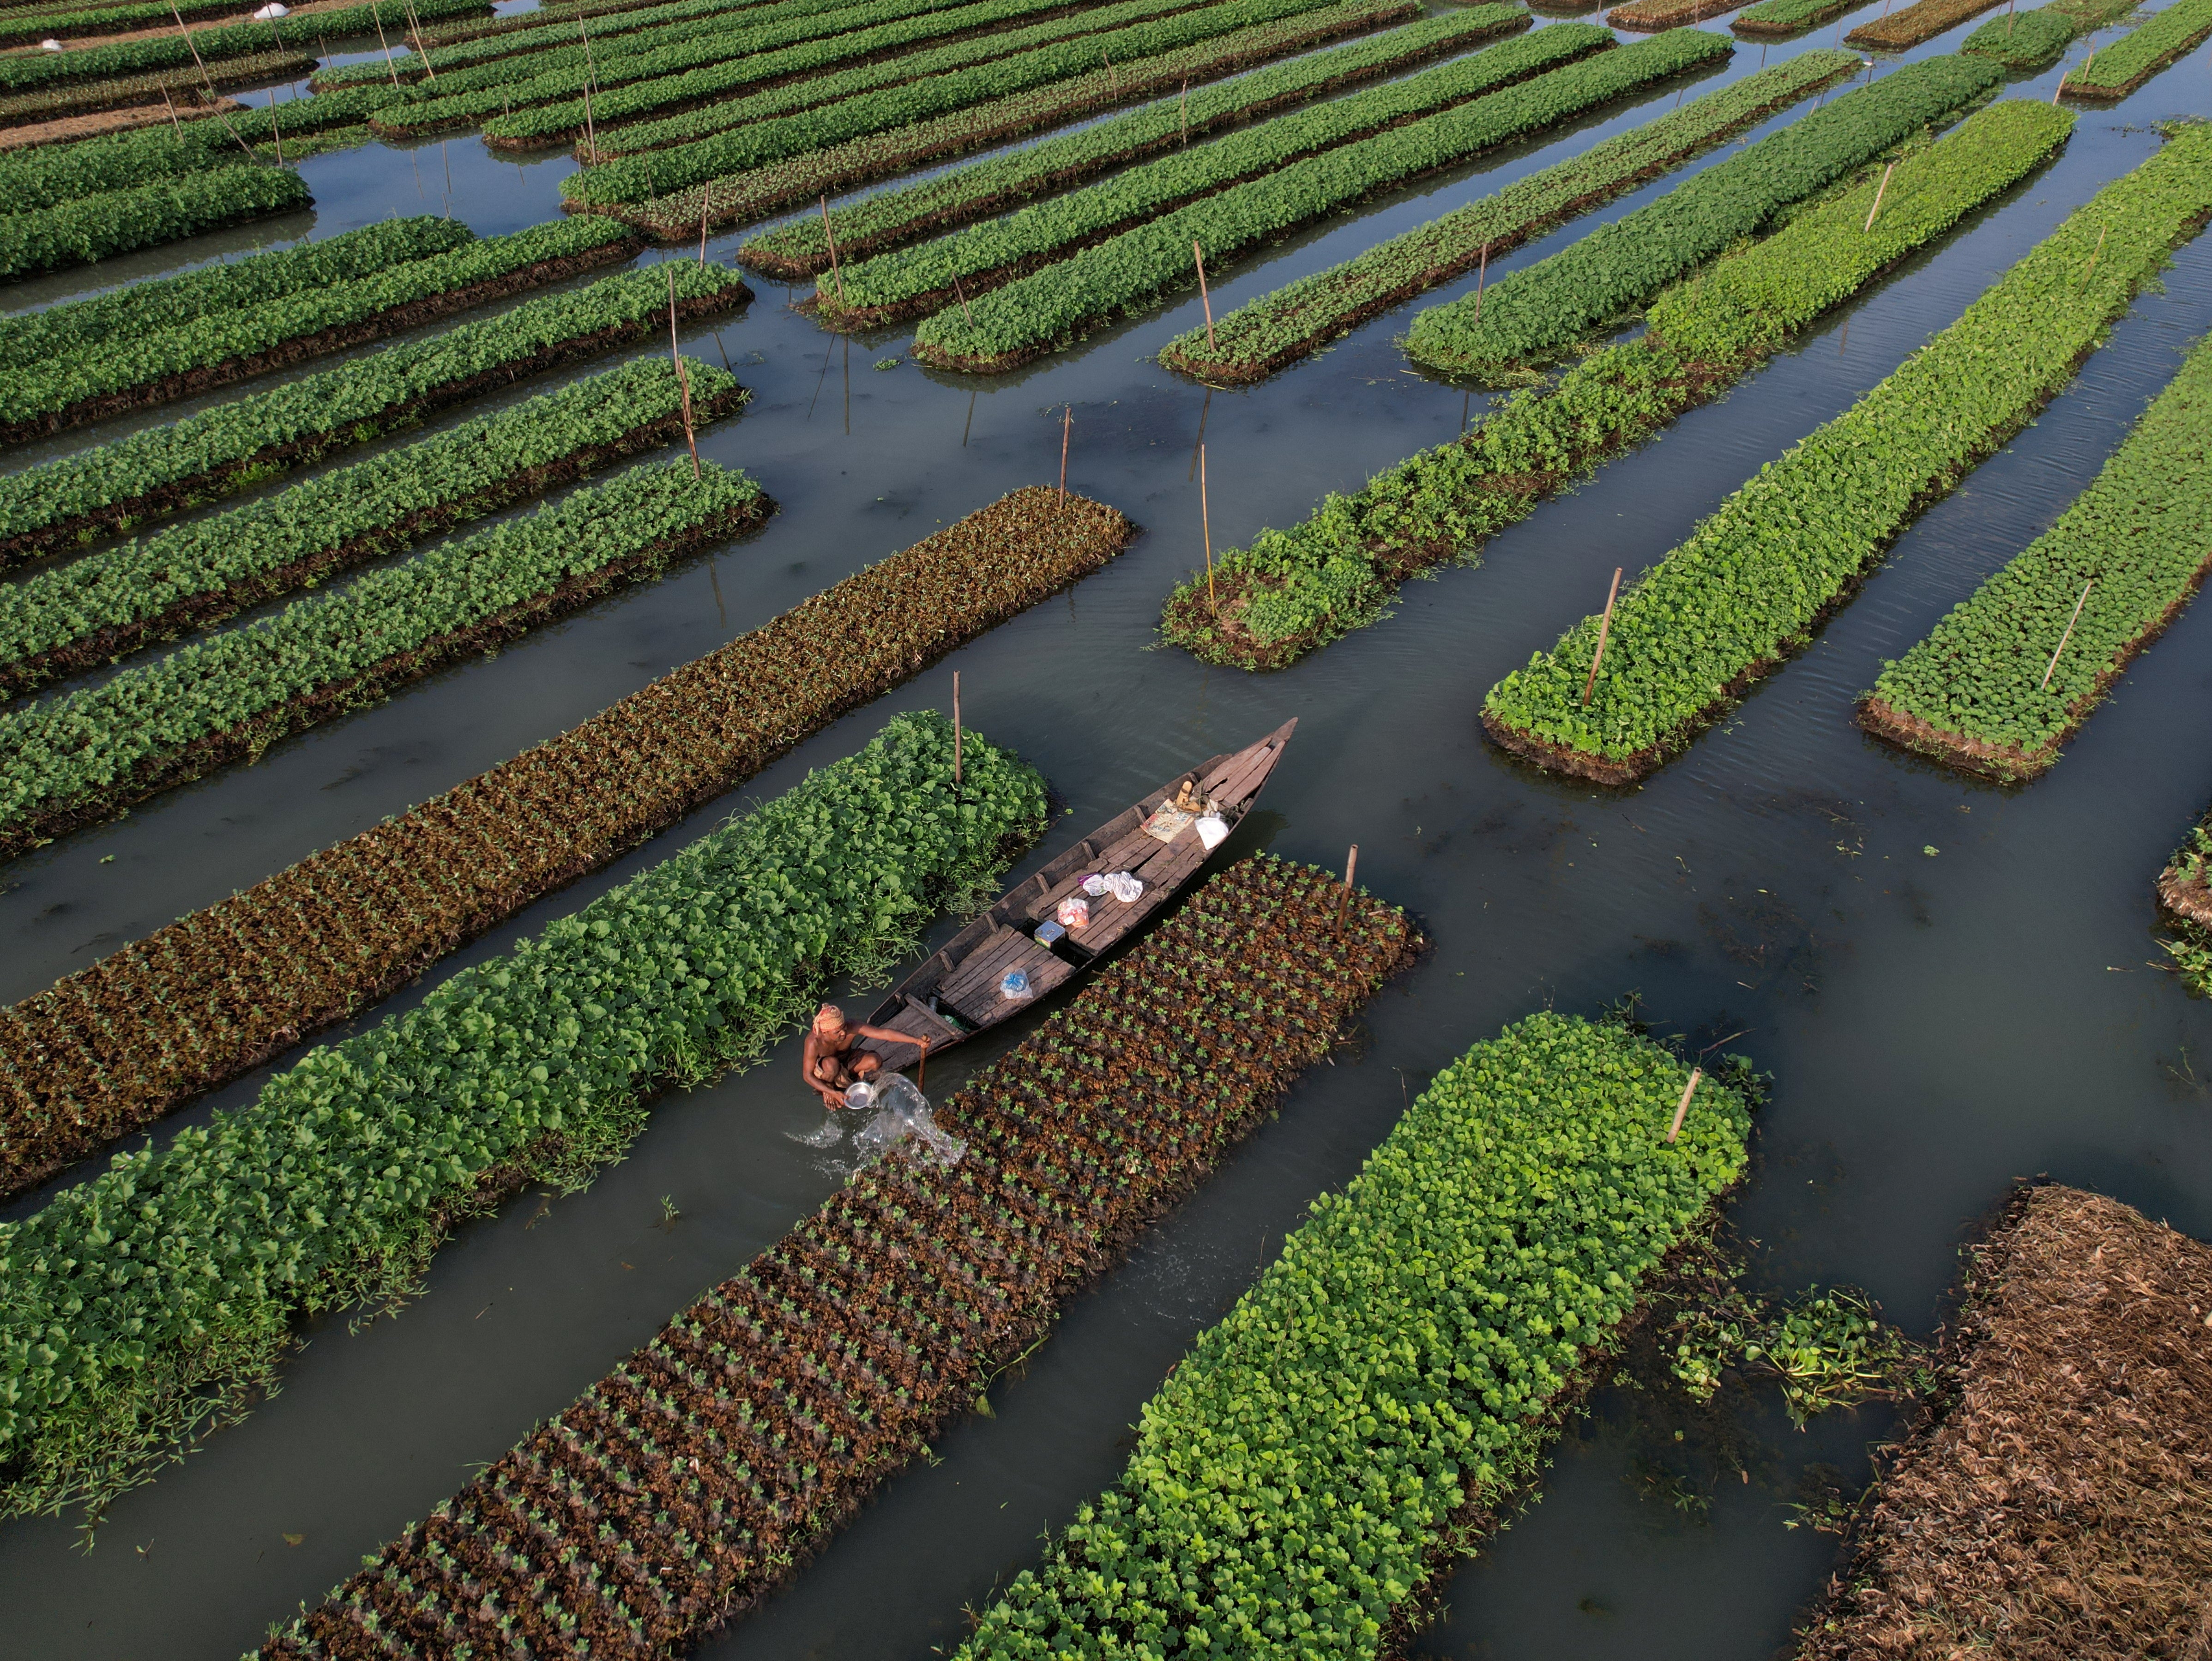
[0,711,1046,1521]
[0,164,308,282]
[955,1010,1755,1661]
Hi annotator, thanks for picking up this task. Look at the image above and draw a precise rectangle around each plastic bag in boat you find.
[845,1073,964,1167]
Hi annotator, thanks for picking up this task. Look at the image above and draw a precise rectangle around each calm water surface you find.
[4,5,2212,1656]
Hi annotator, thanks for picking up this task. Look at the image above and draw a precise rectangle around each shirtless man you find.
[802,1002,927,1110]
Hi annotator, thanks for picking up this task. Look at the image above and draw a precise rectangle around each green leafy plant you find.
[0,356,746,700]
[1157,97,2072,667]
[0,0,479,90]
[912,29,1730,372]
[952,1011,1753,1661]
[1862,332,2212,780]
[1404,54,2006,381]
[0,712,1047,1521]
[1159,49,1857,384]
[0,458,771,858]
[2063,0,2212,95]
[823,17,1589,327]
[1732,0,1871,34]
[1849,0,2011,48]
[0,260,752,568]
[739,8,1524,278]
[1480,121,2212,783]
[0,163,307,282]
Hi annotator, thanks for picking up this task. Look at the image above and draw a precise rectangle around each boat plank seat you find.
[856,997,964,1069]
[944,938,1073,1027]
[934,925,1037,1011]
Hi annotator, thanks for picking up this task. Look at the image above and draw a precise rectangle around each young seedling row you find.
[1481,122,2212,784]
[2061,0,2212,97]
[255,853,1422,1661]
[956,1011,1754,1660]
[0,488,1136,1202]
[1958,0,2134,72]
[0,261,754,568]
[0,0,480,92]
[1160,97,2073,666]
[0,713,1050,1519]
[0,164,308,282]
[1846,0,2008,50]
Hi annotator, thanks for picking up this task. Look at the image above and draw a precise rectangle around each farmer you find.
[802,1002,925,1111]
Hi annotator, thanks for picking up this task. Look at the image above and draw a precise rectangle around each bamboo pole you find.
[1058,404,1071,505]
[2041,579,2093,690]
[269,87,283,164]
[1179,77,1188,145]
[952,270,974,326]
[667,266,700,480]
[953,670,962,788]
[1473,240,1489,320]
[161,81,182,138]
[1863,161,1894,233]
[1199,441,1215,611]
[579,18,599,157]
[1581,567,1623,707]
[2083,221,2107,282]
[1337,844,1358,931]
[401,0,434,79]
[698,196,709,266]
[372,5,402,88]
[1667,1066,1703,1143]
[820,194,845,305]
[1193,240,1216,352]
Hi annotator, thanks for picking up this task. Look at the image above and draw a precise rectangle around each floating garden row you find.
[0,0,259,48]
[1480,122,2212,785]
[463,0,1215,151]
[1959,0,2134,71]
[0,356,741,702]
[740,9,1511,278]
[1859,332,2212,781]
[0,217,639,446]
[0,0,481,91]
[1160,98,2072,666]
[563,0,1342,203]
[1403,53,2006,380]
[1607,0,1741,33]
[0,456,770,862]
[0,712,1049,1520]
[0,487,1135,1202]
[1730,0,1859,38]
[0,51,313,125]
[0,162,306,282]
[820,18,1596,329]
[957,1010,1754,1661]
[911,28,1732,373]
[612,0,1410,236]
[0,213,470,374]
[1848,0,2003,51]
[0,260,751,569]
[256,852,1422,1661]
[410,0,728,51]
[1159,47,1858,383]
[2064,0,2212,97]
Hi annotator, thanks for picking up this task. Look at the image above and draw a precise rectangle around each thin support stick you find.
[2041,580,2093,690]
[161,81,182,138]
[579,18,599,157]
[269,88,283,163]
[952,271,974,326]
[1058,404,1071,506]
[1581,567,1623,708]
[1337,845,1358,932]
[1199,442,1215,611]
[1863,161,1894,233]
[372,6,402,89]
[667,267,700,480]
[953,670,962,789]
[2083,222,2107,283]
[1474,240,1489,320]
[699,197,709,266]
[401,0,434,78]
[1193,240,1215,352]
[820,194,845,305]
[1667,1067,1703,1143]
[1179,77,1188,145]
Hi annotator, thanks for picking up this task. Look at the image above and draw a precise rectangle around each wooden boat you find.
[853,718,1297,1072]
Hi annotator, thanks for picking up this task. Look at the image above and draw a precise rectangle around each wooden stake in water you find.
[372,4,402,89]
[2041,579,2093,690]
[579,18,600,156]
[820,194,845,305]
[1581,566,1623,708]
[953,670,962,788]
[952,270,974,326]
[1863,161,1894,233]
[1199,441,1216,611]
[698,197,709,266]
[1667,1066,1703,1143]
[1058,404,1071,505]
[2006,0,2016,38]
[1474,239,1489,320]
[667,266,701,480]
[401,0,434,79]
[161,81,183,138]
[269,87,284,163]
[1180,78,1189,145]
[1193,240,1216,352]
[1337,844,1359,931]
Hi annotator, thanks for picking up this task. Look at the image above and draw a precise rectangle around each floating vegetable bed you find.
[738,8,1523,279]
[0,260,752,569]
[0,712,1051,1520]
[1479,121,2212,785]
[255,851,1422,1661]
[609,0,1410,237]
[0,356,745,701]
[0,0,480,91]
[0,217,640,446]
[1403,53,2005,381]
[0,163,308,281]
[0,50,316,124]
[0,487,1134,1203]
[1730,0,1861,37]
[911,29,1729,374]
[1847,0,2007,50]
[1607,0,1742,30]
[1858,333,2212,782]
[1792,1184,2212,1661]
[2063,0,2212,96]
[1158,48,1857,384]
[1161,98,2072,666]
[561,0,1343,203]
[819,18,1589,330]
[0,456,771,861]
[956,1009,1754,1661]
